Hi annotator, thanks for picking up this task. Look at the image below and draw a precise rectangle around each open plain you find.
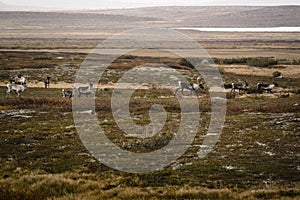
[0,6,299,199]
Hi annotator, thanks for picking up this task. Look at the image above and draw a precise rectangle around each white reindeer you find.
[174,77,204,95]
[257,82,278,93]
[174,81,194,95]
[6,84,27,98]
[231,80,248,95]
[10,75,27,85]
[77,82,94,98]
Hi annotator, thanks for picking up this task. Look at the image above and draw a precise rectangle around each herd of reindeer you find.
[5,74,278,98]
[175,79,278,96]
[6,75,94,98]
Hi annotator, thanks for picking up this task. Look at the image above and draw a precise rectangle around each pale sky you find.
[1,0,300,9]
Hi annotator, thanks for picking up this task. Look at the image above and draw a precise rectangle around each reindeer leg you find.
[16,90,20,98]
[231,88,235,94]
[181,88,185,96]
[174,88,180,95]
[190,89,194,95]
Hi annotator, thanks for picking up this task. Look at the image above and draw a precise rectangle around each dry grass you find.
[1,172,299,200]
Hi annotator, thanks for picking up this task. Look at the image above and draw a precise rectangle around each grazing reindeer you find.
[231,80,248,95]
[77,82,94,98]
[257,82,278,93]
[44,76,51,88]
[174,81,195,95]
[62,88,75,98]
[174,77,204,95]
[192,83,205,91]
[193,76,205,91]
[10,75,27,85]
[6,83,27,98]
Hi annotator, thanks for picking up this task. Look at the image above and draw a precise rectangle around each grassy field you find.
[0,32,300,200]
[1,5,300,198]
[0,47,299,199]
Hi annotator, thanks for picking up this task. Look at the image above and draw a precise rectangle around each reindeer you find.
[174,77,204,95]
[257,82,278,93]
[44,76,51,88]
[62,88,75,98]
[194,76,205,91]
[77,82,94,98]
[6,83,27,98]
[10,75,27,85]
[231,80,248,95]
[174,81,195,95]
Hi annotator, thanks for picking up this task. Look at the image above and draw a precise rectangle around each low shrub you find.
[214,57,279,67]
[179,57,213,69]
[223,57,247,65]
[226,92,235,99]
[295,89,300,94]
[118,55,137,59]
[33,57,52,60]
[292,59,300,65]
[179,58,194,69]
[272,71,282,78]
[246,57,278,68]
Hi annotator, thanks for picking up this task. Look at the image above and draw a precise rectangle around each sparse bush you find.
[246,57,278,67]
[277,58,290,65]
[179,58,194,68]
[226,92,235,99]
[213,58,221,64]
[295,89,300,94]
[214,57,279,67]
[33,57,52,60]
[223,57,247,65]
[179,57,211,69]
[118,55,137,59]
[219,67,225,74]
[292,59,300,65]
[273,71,282,78]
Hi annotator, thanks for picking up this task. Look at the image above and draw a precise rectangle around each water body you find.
[176,27,300,32]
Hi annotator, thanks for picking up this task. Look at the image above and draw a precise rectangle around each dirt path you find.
[0,81,152,90]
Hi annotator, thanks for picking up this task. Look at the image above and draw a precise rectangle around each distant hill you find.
[89,6,300,27]
[0,11,160,27]
[0,1,52,11]
[182,6,300,27]
[0,5,299,39]
[90,6,259,21]
[1,5,299,27]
